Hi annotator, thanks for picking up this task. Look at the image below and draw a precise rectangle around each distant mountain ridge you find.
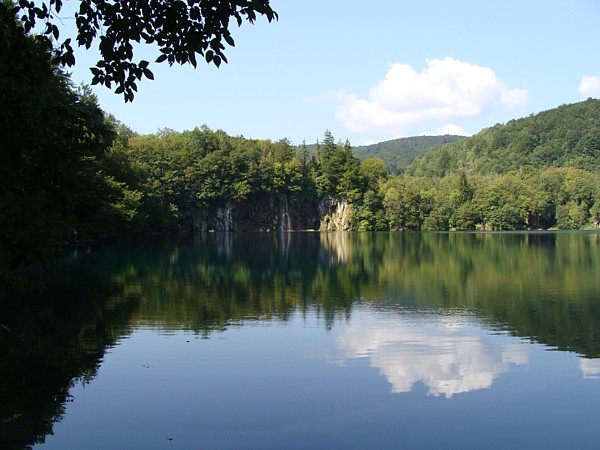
[352,135,466,173]
[408,98,600,177]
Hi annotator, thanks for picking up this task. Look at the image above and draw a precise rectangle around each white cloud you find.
[421,124,472,136]
[335,57,529,134]
[578,75,600,98]
[500,88,529,109]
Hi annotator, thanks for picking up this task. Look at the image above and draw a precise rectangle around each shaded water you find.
[1,232,600,449]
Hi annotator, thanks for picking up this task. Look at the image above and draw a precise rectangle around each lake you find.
[1,231,600,449]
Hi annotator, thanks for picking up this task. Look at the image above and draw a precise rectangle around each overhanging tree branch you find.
[12,0,278,101]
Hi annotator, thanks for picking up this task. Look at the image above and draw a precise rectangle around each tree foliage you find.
[9,0,277,101]
[1,4,141,285]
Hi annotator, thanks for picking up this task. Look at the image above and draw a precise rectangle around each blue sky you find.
[66,0,600,146]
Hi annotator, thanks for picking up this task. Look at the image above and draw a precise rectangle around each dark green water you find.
[1,232,600,449]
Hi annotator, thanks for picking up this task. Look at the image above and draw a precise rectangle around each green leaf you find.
[224,33,235,47]
[142,68,154,80]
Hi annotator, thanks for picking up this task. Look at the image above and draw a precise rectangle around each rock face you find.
[214,204,234,231]
[318,196,352,231]
[186,195,352,231]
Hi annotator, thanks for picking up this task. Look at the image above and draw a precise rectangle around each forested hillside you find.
[353,135,465,173]
[385,99,600,232]
[409,98,600,177]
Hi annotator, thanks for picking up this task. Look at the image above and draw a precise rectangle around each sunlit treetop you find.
[11,0,277,101]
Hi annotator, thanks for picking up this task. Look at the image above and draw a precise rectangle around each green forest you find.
[2,1,600,283]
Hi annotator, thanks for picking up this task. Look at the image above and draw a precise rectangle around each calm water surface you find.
[1,232,600,449]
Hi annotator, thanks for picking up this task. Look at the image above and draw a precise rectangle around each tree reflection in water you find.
[1,231,600,447]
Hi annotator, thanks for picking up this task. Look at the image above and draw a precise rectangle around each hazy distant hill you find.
[408,98,600,177]
[352,135,466,174]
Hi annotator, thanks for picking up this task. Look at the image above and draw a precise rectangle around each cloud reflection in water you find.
[579,358,600,379]
[335,309,529,398]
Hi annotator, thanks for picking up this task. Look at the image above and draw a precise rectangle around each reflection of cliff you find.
[319,232,351,263]
[126,233,388,334]
[163,231,600,360]
[89,232,600,357]
[336,311,528,397]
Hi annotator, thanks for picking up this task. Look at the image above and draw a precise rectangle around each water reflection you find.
[580,358,600,379]
[336,310,528,397]
[2,231,600,448]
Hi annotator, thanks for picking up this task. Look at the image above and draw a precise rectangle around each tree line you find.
[97,123,600,234]
[48,122,600,238]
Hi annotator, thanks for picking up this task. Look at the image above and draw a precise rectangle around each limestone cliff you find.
[183,194,352,232]
[318,196,353,231]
